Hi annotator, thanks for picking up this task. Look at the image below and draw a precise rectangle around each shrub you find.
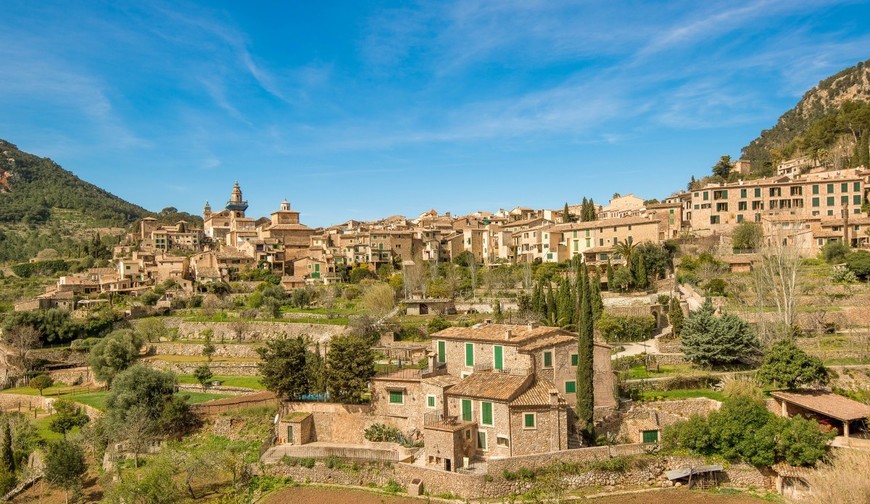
[588,457,628,473]
[822,241,850,264]
[280,455,298,466]
[597,314,656,342]
[845,250,870,280]
[705,278,727,296]
[299,457,315,469]
[324,455,345,469]
[831,268,858,283]
[384,479,404,493]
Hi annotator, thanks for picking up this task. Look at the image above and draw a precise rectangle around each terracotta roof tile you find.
[510,378,563,407]
[445,372,531,402]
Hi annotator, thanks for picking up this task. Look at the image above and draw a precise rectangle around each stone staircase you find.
[568,431,583,449]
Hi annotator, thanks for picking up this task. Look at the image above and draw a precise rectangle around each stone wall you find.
[598,399,721,444]
[651,353,689,366]
[47,366,95,386]
[0,393,102,420]
[136,317,346,344]
[149,342,261,359]
[143,358,260,376]
[655,336,682,354]
[260,450,768,500]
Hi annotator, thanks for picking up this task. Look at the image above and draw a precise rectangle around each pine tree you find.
[576,265,595,444]
[669,296,684,338]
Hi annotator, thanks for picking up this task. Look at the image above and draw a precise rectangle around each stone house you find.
[430,323,616,412]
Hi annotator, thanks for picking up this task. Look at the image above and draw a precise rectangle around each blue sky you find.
[0,1,868,226]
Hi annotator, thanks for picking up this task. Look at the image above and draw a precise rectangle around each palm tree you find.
[614,239,637,262]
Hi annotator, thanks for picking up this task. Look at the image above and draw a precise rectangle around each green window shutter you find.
[842,195,849,204]
[524,413,535,428]
[427,396,435,408]
[437,341,446,363]
[543,351,552,368]
[565,381,576,394]
[854,182,861,191]
[827,196,835,206]
[465,343,474,366]
[461,399,472,421]
[855,195,862,205]
[389,391,403,404]
[494,345,503,370]
[481,402,493,426]
[842,183,848,192]
[812,197,819,207]
[642,430,659,443]
[571,354,578,366]
[812,185,819,195]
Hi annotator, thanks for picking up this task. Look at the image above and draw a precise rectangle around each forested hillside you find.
[0,139,147,225]
[740,58,870,175]
[0,140,197,262]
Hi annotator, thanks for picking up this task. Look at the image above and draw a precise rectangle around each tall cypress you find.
[557,279,573,327]
[545,283,556,320]
[590,274,604,320]
[1,421,14,474]
[669,296,684,338]
[587,198,596,221]
[606,261,614,291]
[576,265,595,444]
[531,280,544,316]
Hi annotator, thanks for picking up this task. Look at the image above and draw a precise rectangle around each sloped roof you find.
[509,378,563,407]
[422,374,462,388]
[445,372,531,402]
[771,390,870,421]
[372,368,423,382]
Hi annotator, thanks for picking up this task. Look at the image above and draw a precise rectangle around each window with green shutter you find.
[477,431,488,450]
[389,390,404,404]
[827,196,835,206]
[812,184,819,195]
[565,381,576,393]
[812,197,819,207]
[543,351,553,368]
[523,413,536,429]
[465,343,474,366]
[855,195,863,205]
[842,195,849,204]
[754,187,761,197]
[827,183,834,194]
[437,341,446,363]
[642,430,659,443]
[461,399,472,421]
[481,401,493,426]
[427,395,436,408]
[571,354,578,366]
[855,182,861,192]
[842,183,848,192]
[493,345,503,370]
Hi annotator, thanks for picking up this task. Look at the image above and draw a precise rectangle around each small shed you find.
[665,465,724,489]
[277,412,313,445]
[403,298,456,316]
[770,390,870,438]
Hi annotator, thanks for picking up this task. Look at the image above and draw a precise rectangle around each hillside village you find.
[0,140,869,502]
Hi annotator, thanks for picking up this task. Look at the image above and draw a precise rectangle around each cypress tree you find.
[587,198,596,221]
[557,279,573,327]
[606,260,614,291]
[545,283,556,320]
[563,202,575,223]
[531,280,543,316]
[1,422,14,474]
[576,265,595,444]
[669,296,684,338]
[590,274,604,320]
[636,255,648,290]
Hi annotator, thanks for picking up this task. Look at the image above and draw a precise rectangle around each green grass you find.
[824,356,870,365]
[73,392,109,410]
[177,374,266,390]
[180,391,233,404]
[642,388,726,402]
[624,365,691,380]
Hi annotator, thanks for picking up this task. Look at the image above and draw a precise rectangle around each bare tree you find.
[522,262,533,291]
[753,233,802,341]
[360,282,396,320]
[468,259,479,296]
[229,319,250,342]
[806,449,870,504]
[3,325,41,380]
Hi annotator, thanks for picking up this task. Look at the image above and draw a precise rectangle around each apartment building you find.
[688,168,870,235]
[549,216,660,264]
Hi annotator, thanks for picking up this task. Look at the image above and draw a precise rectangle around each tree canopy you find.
[680,301,759,367]
[326,335,375,404]
[756,339,828,389]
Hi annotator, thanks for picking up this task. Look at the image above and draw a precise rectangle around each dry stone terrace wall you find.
[135,317,346,344]
[261,449,768,499]
[144,358,260,376]
[149,342,261,359]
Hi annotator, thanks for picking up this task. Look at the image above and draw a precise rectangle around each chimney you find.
[505,329,512,340]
